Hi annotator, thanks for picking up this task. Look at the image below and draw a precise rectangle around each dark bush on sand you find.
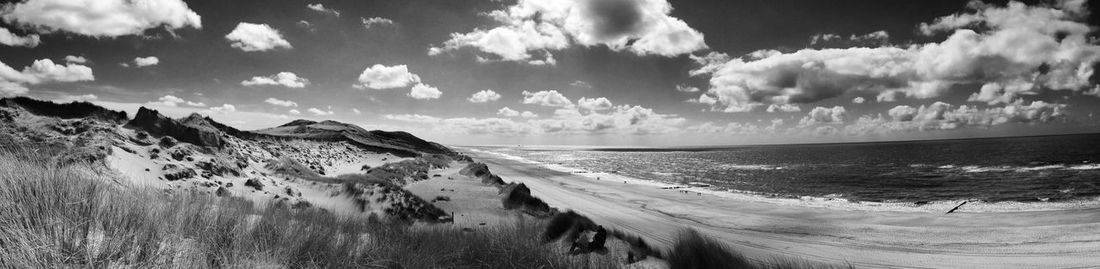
[500,183,552,216]
[667,229,753,269]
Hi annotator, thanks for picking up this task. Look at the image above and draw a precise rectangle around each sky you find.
[2,0,1100,147]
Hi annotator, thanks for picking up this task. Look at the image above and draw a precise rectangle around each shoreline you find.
[460,147,1100,213]
[460,148,1100,268]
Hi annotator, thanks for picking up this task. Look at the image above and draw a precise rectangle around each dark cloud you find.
[584,0,646,42]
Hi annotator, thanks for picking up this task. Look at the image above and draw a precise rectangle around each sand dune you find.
[463,150,1100,269]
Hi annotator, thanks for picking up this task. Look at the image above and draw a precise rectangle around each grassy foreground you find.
[0,148,854,269]
[0,152,619,268]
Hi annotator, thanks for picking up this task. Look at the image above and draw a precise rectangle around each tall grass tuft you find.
[665,229,853,269]
[0,150,619,268]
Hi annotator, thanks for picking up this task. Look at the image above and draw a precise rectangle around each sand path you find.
[465,150,1100,268]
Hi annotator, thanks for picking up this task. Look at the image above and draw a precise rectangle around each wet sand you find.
[464,150,1100,268]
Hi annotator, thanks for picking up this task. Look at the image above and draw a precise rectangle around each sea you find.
[471,133,1100,210]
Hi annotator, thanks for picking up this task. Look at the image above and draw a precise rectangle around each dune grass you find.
[0,151,620,269]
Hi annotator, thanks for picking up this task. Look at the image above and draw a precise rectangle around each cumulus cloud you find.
[522,90,573,107]
[362,17,394,28]
[409,83,442,99]
[692,1,1100,112]
[430,0,706,64]
[225,23,292,52]
[0,58,94,96]
[148,95,205,107]
[849,31,889,44]
[289,109,301,115]
[63,55,86,64]
[577,97,612,111]
[209,104,236,113]
[242,72,309,88]
[847,100,1067,135]
[0,27,39,47]
[307,107,334,116]
[133,56,159,67]
[306,3,340,17]
[686,120,786,135]
[468,89,502,103]
[798,106,846,127]
[766,104,801,113]
[810,31,889,47]
[497,107,520,117]
[391,94,683,135]
[355,64,421,89]
[264,97,298,107]
[852,97,866,104]
[809,33,840,45]
[1,0,201,37]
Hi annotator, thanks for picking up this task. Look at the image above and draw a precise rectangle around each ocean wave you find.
[715,164,782,170]
[930,163,1100,173]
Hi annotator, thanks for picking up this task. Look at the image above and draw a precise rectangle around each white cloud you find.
[1,0,201,37]
[522,90,573,107]
[355,64,421,89]
[242,72,309,88]
[468,89,502,103]
[849,100,1067,135]
[0,27,39,47]
[306,3,340,17]
[385,114,442,124]
[430,0,706,64]
[577,97,612,111]
[392,93,683,136]
[63,55,86,64]
[849,30,889,44]
[497,107,541,118]
[133,56,159,67]
[0,58,94,96]
[766,104,801,113]
[289,109,301,115]
[810,33,840,45]
[225,23,292,52]
[675,84,699,93]
[692,1,1100,112]
[497,107,520,117]
[352,108,361,115]
[798,106,846,127]
[409,83,442,99]
[209,104,236,113]
[148,95,205,107]
[307,107,334,116]
[852,97,866,104]
[264,97,298,107]
[570,80,593,88]
[362,17,393,28]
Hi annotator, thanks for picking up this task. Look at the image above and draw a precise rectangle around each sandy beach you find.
[462,149,1100,268]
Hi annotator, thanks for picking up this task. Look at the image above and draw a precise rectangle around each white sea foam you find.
[716,164,782,170]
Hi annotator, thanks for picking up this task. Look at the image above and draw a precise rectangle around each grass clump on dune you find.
[667,229,853,269]
[0,150,619,268]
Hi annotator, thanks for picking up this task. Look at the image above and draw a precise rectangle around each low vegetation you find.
[1,147,853,269]
[0,151,618,268]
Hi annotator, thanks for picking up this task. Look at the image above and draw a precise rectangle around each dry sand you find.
[405,166,520,228]
[462,150,1100,269]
